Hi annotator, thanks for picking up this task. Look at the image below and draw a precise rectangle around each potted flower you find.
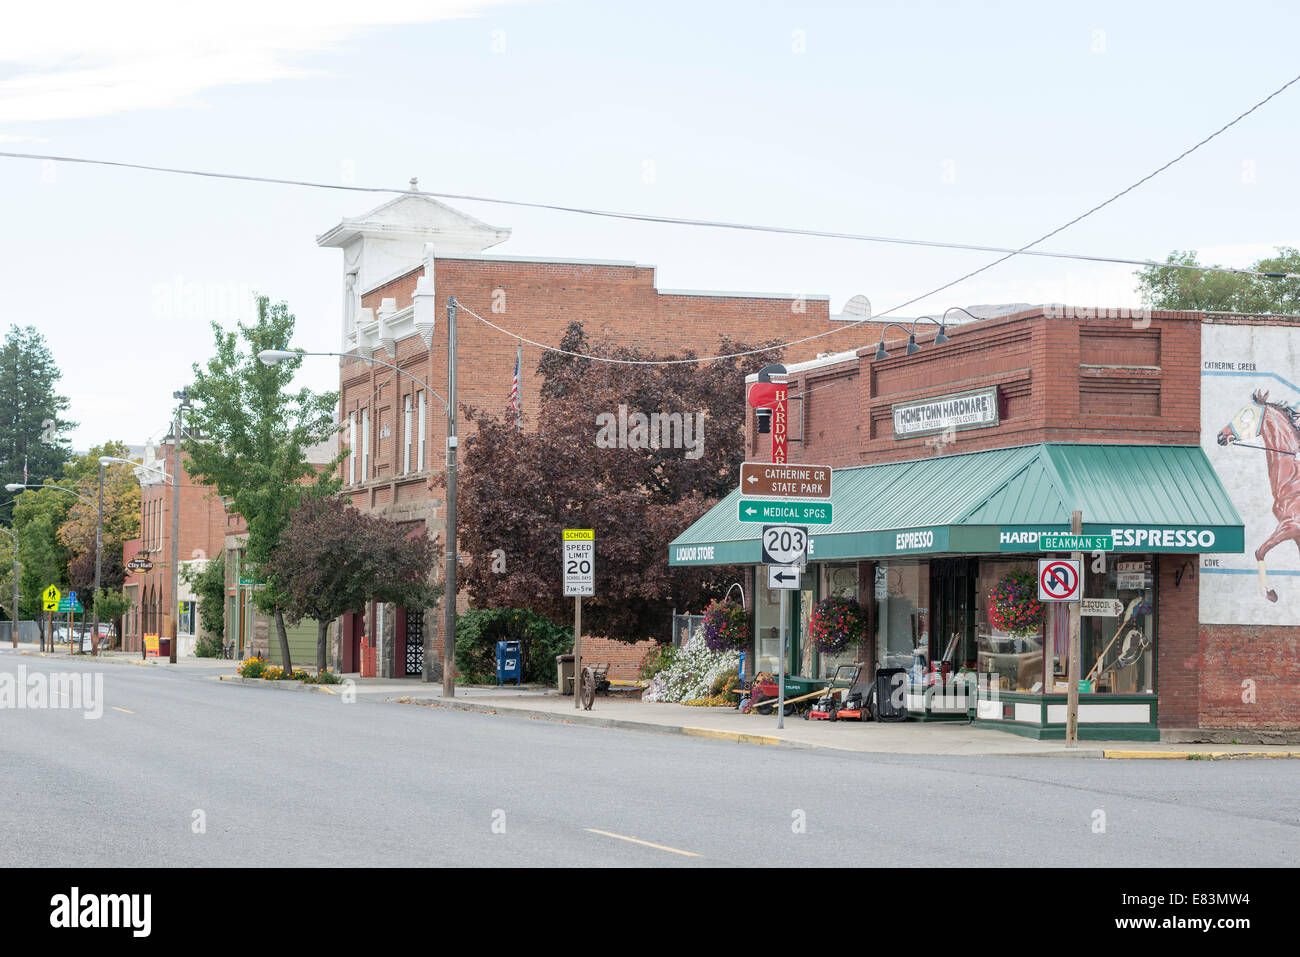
[987,567,1045,637]
[701,598,751,652]
[808,595,868,655]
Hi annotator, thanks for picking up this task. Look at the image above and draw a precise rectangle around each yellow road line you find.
[111,706,134,715]
[584,828,699,858]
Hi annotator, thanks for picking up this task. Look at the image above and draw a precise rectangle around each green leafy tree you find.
[57,442,143,611]
[0,325,75,525]
[13,486,73,644]
[92,588,132,648]
[458,322,781,642]
[1135,247,1300,313]
[181,551,228,656]
[266,496,439,671]
[183,296,342,671]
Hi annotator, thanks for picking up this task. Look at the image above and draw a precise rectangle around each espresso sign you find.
[892,387,999,438]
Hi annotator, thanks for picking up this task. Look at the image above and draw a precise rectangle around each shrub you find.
[263,665,285,681]
[638,643,678,681]
[643,630,740,703]
[455,608,574,684]
[238,656,265,679]
[309,669,342,685]
[195,633,223,658]
[701,598,751,652]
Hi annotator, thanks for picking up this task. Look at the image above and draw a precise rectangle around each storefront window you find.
[755,575,782,674]
[816,563,863,678]
[1082,556,1155,694]
[977,560,1046,693]
[874,562,929,674]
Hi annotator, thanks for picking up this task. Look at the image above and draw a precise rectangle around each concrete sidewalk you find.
[386,689,1300,759]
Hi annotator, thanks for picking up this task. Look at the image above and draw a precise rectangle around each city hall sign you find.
[892,387,999,439]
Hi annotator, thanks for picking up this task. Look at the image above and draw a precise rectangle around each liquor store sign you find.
[892,387,998,439]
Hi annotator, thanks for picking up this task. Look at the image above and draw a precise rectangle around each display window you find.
[1082,556,1155,694]
[976,555,1157,695]
[815,563,863,679]
[873,562,930,674]
[977,560,1046,693]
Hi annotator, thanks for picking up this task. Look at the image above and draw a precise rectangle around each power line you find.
[2,147,1296,283]
[1,71,1295,369]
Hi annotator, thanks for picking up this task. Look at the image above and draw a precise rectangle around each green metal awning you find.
[668,443,1244,566]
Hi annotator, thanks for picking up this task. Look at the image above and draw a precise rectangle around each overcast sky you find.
[1,0,1297,455]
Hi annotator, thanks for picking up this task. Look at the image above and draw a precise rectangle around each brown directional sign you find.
[739,462,833,500]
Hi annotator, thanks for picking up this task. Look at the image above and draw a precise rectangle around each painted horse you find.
[1217,389,1300,602]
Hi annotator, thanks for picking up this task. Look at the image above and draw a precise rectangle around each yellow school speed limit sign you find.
[42,585,61,611]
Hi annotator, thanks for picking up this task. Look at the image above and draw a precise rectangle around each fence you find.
[0,620,40,644]
[670,612,704,647]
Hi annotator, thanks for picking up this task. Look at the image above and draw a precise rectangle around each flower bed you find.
[642,629,740,703]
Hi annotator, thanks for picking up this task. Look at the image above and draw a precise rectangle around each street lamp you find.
[258,314,461,698]
[6,481,102,653]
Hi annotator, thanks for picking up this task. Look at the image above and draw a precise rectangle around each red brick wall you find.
[1199,623,1300,728]
[1156,556,1200,728]
[765,309,1204,468]
[579,635,663,682]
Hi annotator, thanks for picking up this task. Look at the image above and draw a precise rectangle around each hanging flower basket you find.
[701,598,751,652]
[808,595,868,656]
[987,567,1045,637]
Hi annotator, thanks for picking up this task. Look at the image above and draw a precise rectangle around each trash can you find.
[874,667,908,722]
[556,653,575,694]
[496,640,522,686]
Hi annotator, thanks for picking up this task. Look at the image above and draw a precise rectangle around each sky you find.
[1,0,1298,454]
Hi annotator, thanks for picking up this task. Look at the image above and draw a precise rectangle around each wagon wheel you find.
[580,666,597,711]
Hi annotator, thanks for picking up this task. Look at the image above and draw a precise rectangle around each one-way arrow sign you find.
[767,564,801,590]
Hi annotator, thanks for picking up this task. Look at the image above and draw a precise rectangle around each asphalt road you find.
[2,650,1297,867]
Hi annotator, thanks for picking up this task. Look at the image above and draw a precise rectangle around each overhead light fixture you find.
[911,315,950,346]
[873,322,914,361]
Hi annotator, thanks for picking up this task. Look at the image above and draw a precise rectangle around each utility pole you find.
[169,390,190,664]
[91,462,104,656]
[442,298,458,698]
[1065,509,1083,747]
[11,549,18,648]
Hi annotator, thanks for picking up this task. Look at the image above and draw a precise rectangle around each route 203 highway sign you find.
[761,525,808,566]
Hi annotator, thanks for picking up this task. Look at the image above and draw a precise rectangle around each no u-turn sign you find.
[1038,559,1082,602]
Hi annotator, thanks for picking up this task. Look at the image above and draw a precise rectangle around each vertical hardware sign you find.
[563,529,595,597]
[771,384,788,464]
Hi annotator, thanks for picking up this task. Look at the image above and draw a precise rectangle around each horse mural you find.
[1217,389,1300,602]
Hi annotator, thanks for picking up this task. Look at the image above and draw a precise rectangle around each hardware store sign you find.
[892,387,998,438]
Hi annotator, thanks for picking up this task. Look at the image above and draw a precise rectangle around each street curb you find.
[14,650,172,669]
[1102,749,1300,760]
[397,696,819,750]
[392,697,1101,756]
[217,675,338,695]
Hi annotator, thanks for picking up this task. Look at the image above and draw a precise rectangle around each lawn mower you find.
[805,663,872,721]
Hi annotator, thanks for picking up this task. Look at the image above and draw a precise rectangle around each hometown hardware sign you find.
[562,529,595,597]
[892,386,999,439]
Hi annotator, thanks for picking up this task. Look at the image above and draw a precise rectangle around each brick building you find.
[672,306,1300,739]
[318,193,884,679]
[120,430,227,655]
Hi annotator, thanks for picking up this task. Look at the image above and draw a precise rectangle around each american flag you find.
[509,345,521,416]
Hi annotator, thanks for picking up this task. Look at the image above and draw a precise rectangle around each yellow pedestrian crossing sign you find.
[42,585,61,612]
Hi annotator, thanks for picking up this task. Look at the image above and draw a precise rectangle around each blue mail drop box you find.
[496,640,522,686]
